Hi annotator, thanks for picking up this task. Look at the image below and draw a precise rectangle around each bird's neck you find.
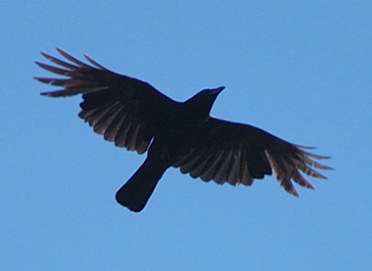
[184,94,214,118]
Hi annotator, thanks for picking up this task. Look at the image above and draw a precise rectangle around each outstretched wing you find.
[174,117,332,196]
[35,48,178,154]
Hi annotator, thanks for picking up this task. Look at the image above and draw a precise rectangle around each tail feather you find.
[116,158,168,212]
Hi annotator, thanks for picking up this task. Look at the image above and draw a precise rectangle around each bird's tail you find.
[116,157,168,212]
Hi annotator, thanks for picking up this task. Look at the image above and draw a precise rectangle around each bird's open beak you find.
[211,86,225,95]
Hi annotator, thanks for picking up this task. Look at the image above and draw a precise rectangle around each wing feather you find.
[174,117,331,196]
[35,49,177,154]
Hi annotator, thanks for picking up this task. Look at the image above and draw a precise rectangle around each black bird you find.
[35,49,332,212]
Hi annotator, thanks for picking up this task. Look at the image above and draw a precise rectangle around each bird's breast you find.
[149,120,204,164]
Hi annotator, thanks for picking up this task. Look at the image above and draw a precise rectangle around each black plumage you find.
[35,49,332,212]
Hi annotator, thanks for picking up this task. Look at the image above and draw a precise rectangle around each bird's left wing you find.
[174,117,332,196]
[35,49,178,154]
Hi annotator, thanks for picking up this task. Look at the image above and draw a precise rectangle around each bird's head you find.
[204,86,225,97]
[185,86,225,116]
[190,86,225,101]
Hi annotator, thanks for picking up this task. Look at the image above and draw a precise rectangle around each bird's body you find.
[115,92,223,211]
[35,49,332,212]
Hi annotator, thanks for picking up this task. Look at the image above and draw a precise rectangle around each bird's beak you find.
[211,86,225,95]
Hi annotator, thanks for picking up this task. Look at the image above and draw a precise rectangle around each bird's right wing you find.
[174,117,332,196]
[35,49,178,154]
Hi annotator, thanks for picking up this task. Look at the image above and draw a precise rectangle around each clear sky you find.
[1,1,371,270]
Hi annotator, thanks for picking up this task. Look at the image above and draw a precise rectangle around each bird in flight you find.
[35,49,332,212]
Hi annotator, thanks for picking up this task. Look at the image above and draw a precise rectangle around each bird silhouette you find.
[35,49,332,212]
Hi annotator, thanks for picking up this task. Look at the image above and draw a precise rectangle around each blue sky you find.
[2,1,371,270]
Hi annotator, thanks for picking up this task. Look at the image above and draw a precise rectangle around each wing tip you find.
[289,189,299,197]
[40,91,55,97]
[55,47,65,55]
[33,76,44,82]
[34,61,44,67]
[324,165,334,170]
